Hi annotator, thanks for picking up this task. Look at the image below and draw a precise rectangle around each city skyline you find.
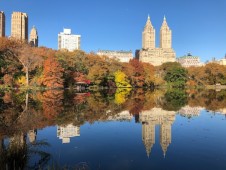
[0,0,226,62]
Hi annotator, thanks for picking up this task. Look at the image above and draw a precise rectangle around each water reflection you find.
[139,108,175,158]
[0,89,226,169]
[57,124,80,144]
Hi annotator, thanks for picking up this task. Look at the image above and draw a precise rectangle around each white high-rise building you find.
[58,28,81,52]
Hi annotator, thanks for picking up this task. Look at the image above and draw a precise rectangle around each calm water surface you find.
[1,89,226,170]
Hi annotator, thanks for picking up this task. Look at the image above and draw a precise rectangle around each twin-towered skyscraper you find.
[139,15,176,66]
[0,11,38,47]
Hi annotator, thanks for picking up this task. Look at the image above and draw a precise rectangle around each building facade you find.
[0,11,5,37]
[218,58,226,66]
[58,28,81,52]
[29,26,38,47]
[177,53,203,67]
[97,50,133,63]
[11,12,28,41]
[139,16,176,66]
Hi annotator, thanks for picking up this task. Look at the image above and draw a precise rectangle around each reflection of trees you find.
[42,90,64,119]
[0,89,226,167]
[187,90,226,111]
[0,132,50,169]
[160,90,188,111]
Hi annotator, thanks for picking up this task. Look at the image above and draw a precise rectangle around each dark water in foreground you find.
[0,89,226,170]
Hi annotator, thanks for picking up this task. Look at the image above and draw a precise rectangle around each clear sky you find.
[1,0,226,62]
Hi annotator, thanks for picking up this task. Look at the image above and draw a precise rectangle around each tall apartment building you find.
[58,28,81,52]
[11,12,28,41]
[29,26,38,47]
[139,16,176,66]
[0,11,5,37]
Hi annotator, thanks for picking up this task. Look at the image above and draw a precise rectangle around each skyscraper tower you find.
[0,11,5,37]
[142,122,155,157]
[142,15,155,50]
[160,16,172,49]
[11,12,28,41]
[29,26,38,47]
[160,123,172,157]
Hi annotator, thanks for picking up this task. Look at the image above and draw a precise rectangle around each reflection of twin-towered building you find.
[57,124,80,144]
[139,108,176,157]
[139,16,176,66]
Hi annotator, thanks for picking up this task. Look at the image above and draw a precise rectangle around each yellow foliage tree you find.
[114,70,131,88]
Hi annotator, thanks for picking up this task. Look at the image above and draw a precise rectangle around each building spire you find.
[162,15,168,26]
[146,14,151,25]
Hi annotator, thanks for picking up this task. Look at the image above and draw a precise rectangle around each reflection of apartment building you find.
[57,124,80,144]
[97,50,133,63]
[139,16,176,66]
[0,11,5,37]
[28,129,37,143]
[216,108,226,115]
[139,108,176,157]
[177,53,203,67]
[179,106,203,118]
[107,110,133,121]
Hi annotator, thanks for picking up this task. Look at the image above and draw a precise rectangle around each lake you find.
[0,89,226,170]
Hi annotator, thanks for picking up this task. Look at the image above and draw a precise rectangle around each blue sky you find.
[1,0,226,62]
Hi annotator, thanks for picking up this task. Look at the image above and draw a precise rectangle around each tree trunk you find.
[25,67,29,86]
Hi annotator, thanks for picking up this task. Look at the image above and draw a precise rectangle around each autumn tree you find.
[142,62,155,87]
[203,63,226,85]
[187,64,226,85]
[123,59,145,87]
[42,55,64,88]
[0,38,44,87]
[15,44,43,86]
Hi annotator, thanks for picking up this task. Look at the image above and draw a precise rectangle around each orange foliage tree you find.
[126,59,145,87]
[42,55,64,88]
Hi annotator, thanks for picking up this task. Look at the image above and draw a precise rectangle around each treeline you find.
[0,37,226,89]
